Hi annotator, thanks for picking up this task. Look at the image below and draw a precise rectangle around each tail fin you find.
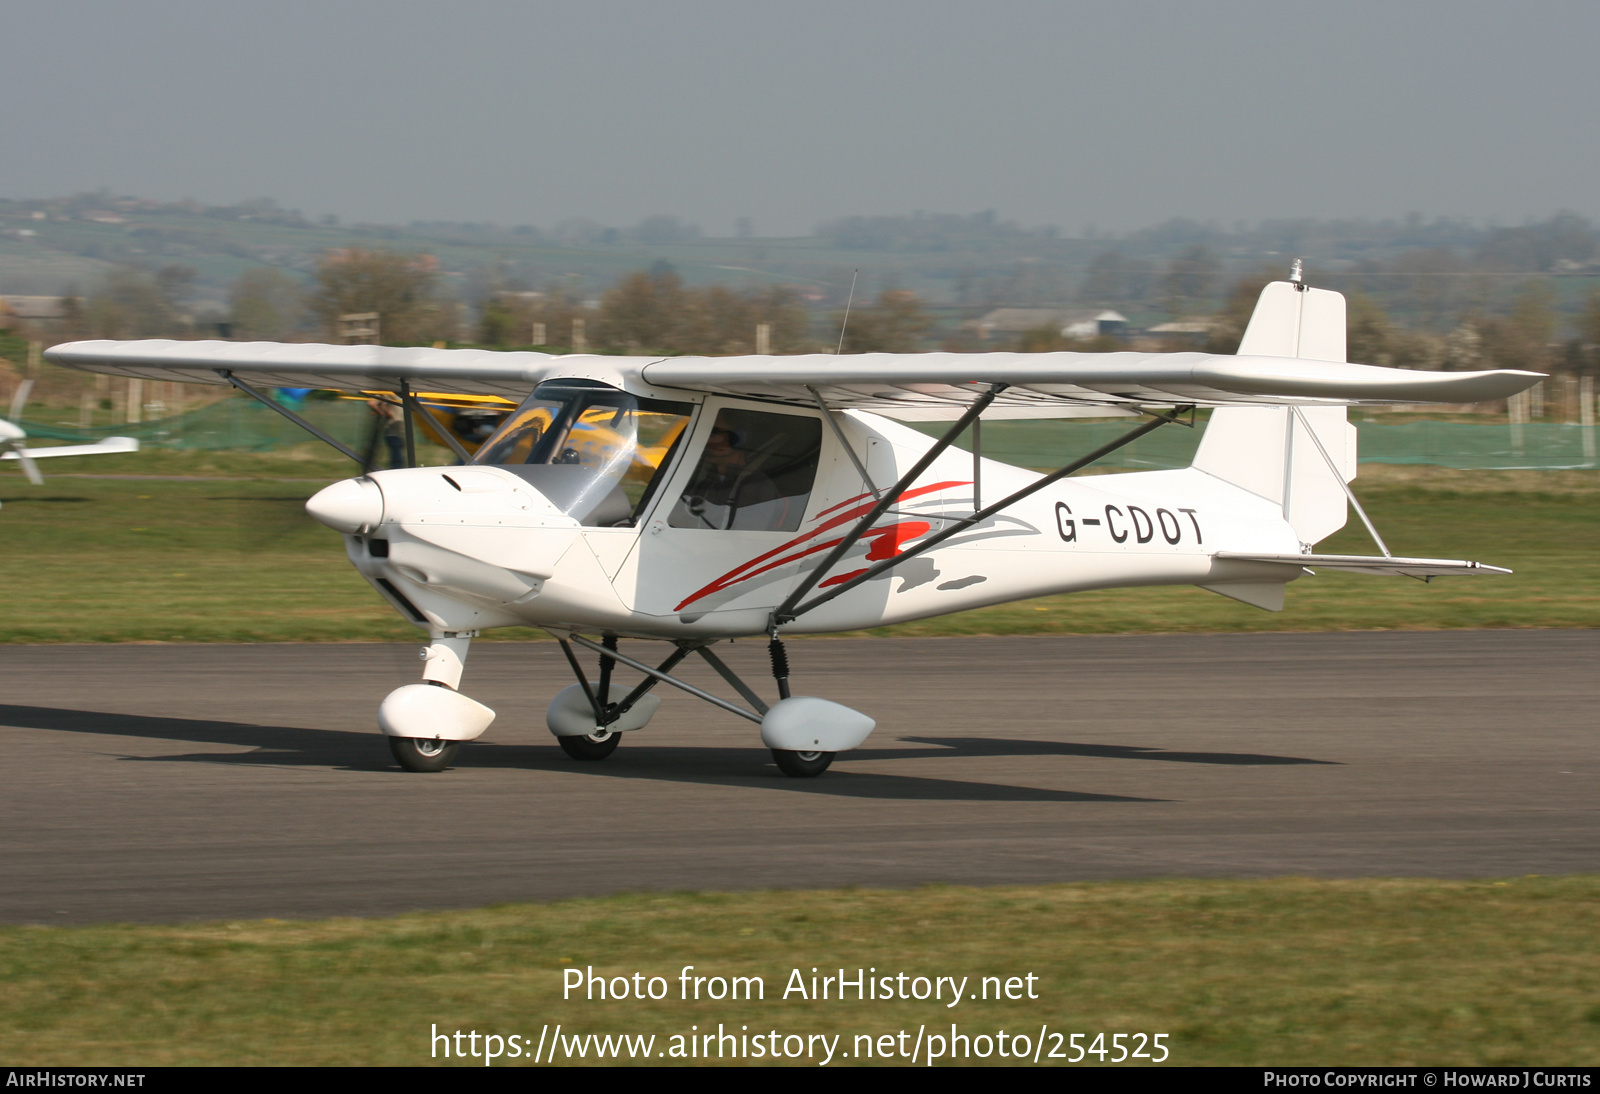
[1191,281,1357,548]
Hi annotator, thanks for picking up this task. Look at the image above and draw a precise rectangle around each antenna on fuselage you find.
[834,269,858,354]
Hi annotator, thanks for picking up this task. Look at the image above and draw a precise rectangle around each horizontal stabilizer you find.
[1213,552,1511,578]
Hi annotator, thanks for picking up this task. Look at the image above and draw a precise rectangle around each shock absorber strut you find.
[768,633,792,700]
[598,634,618,708]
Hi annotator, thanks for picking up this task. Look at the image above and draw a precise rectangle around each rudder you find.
[1191,282,1357,548]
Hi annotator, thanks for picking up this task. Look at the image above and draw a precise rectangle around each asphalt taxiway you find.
[1,631,1594,924]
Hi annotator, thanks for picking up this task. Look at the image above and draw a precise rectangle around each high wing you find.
[44,339,1541,412]
[43,340,558,398]
[640,351,1542,417]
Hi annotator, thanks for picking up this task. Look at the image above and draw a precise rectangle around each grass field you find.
[3,878,1597,1066]
[2,453,1596,642]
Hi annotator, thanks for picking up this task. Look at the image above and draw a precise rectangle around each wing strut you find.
[772,401,1197,627]
[772,384,1009,626]
[808,385,880,499]
[400,380,417,468]
[223,367,474,469]
[215,369,364,464]
[556,633,765,725]
[400,389,472,463]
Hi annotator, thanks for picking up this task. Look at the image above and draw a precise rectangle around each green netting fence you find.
[17,396,377,453]
[919,418,1600,471]
[15,396,1600,470]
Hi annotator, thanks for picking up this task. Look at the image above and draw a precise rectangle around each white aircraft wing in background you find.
[0,419,138,486]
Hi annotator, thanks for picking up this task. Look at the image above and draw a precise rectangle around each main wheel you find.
[558,731,621,761]
[771,748,835,778]
[388,735,460,772]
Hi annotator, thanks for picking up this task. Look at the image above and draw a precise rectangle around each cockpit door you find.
[626,401,828,621]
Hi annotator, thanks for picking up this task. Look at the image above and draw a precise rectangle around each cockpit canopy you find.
[471,379,692,527]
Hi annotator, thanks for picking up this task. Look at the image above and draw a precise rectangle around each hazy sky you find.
[4,0,1597,236]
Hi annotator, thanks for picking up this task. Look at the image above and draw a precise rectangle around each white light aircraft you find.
[46,278,1542,776]
[1,417,138,492]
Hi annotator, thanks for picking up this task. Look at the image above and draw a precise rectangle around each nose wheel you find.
[388,736,460,772]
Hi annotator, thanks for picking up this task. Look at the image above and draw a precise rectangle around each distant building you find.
[492,290,546,306]
[965,307,1128,341]
[0,295,70,331]
[1145,317,1216,342]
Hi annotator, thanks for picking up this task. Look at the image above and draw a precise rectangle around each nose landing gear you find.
[379,631,491,773]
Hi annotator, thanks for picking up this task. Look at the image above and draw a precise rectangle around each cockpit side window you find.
[667,408,823,532]
[471,380,693,527]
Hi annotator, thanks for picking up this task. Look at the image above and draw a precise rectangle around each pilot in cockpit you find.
[677,414,781,527]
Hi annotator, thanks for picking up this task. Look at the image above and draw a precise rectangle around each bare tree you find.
[84,265,195,339]
[307,248,442,345]
[228,268,304,340]
[1203,267,1279,354]
[596,266,688,351]
[1162,245,1220,317]
[839,290,933,353]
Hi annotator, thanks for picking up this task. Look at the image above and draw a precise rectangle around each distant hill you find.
[2,192,1597,334]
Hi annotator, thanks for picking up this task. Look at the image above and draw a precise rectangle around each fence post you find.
[1582,375,1595,465]
[1508,390,1527,457]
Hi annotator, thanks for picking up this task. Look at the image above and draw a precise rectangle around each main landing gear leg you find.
[549,635,684,761]
[550,632,873,778]
[766,633,834,778]
[556,635,624,761]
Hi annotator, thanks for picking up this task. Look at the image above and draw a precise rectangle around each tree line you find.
[35,249,940,355]
[20,245,1600,376]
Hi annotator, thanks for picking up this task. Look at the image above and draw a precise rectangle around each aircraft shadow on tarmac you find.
[881,736,1340,766]
[0,703,1334,804]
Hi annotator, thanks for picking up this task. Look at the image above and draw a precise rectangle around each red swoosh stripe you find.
[817,520,932,587]
[672,481,967,611]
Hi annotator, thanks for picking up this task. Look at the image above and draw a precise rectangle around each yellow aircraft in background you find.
[353,392,685,494]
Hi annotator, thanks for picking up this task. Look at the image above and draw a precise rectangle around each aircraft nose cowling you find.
[306,477,384,534]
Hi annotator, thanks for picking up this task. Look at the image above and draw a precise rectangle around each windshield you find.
[471,379,693,527]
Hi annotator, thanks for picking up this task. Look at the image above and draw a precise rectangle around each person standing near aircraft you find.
[367,397,406,469]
